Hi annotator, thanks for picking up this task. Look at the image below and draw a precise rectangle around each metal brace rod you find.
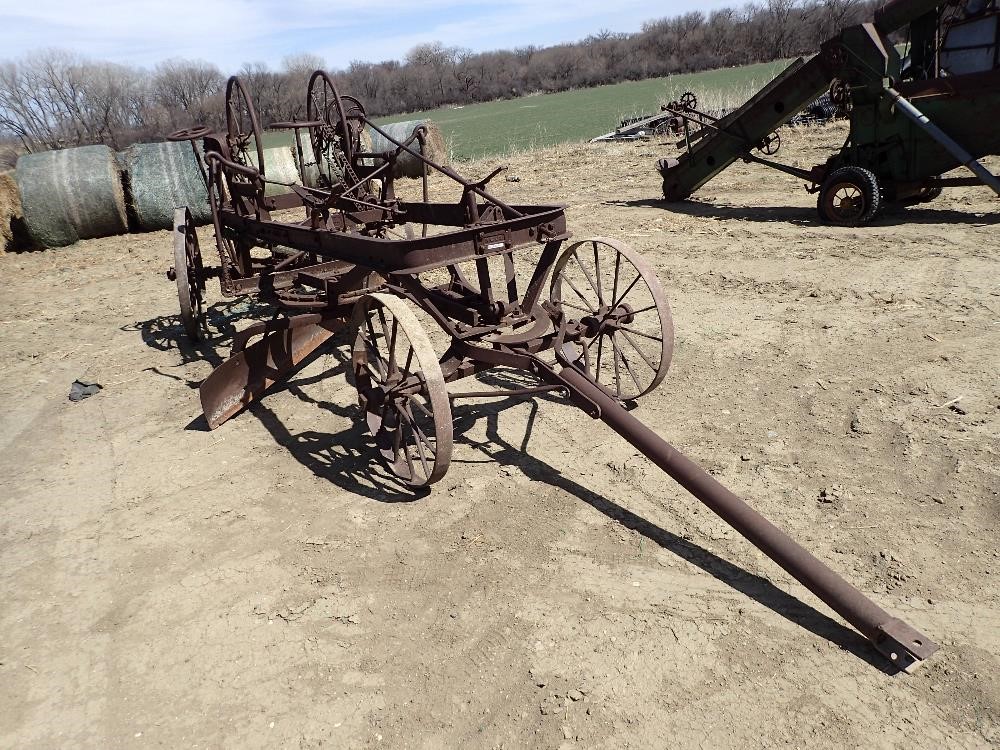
[542,357,939,672]
[884,86,1000,197]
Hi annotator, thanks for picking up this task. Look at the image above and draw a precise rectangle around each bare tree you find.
[0,1,885,151]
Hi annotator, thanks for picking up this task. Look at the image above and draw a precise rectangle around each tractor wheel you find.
[817,166,882,226]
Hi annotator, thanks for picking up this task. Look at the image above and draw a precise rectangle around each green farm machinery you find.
[657,0,1000,225]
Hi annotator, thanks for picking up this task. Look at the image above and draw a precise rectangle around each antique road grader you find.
[166,70,938,672]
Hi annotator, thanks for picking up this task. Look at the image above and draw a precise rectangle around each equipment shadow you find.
[124,297,279,387]
[254,363,897,673]
[613,197,1000,226]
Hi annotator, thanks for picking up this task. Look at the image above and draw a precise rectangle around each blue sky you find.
[0,0,737,71]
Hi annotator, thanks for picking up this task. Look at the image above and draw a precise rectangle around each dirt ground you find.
[1,122,998,749]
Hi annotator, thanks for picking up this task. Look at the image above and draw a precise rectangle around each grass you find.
[262,59,792,162]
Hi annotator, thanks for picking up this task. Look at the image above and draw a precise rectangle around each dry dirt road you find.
[1,123,998,749]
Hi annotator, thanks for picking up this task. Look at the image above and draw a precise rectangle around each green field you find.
[264,60,790,162]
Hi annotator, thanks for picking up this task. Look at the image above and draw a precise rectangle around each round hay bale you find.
[15,145,127,249]
[125,141,211,231]
[0,170,23,252]
[368,120,447,179]
[292,130,377,188]
[248,146,301,197]
[291,131,322,188]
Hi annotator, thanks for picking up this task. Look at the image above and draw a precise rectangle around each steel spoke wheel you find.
[550,237,674,401]
[173,207,206,341]
[307,70,359,185]
[225,76,264,172]
[350,293,452,488]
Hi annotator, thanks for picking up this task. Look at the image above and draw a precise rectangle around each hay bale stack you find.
[15,145,127,248]
[125,141,211,231]
[0,170,24,253]
[248,146,301,196]
[368,120,447,178]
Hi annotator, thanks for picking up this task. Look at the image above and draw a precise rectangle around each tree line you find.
[0,0,878,158]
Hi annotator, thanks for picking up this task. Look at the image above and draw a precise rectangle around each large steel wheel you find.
[225,76,265,172]
[173,207,206,341]
[350,293,452,488]
[307,70,361,184]
[550,237,674,401]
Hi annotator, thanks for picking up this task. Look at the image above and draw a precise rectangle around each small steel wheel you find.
[817,166,882,226]
[173,207,206,341]
[350,293,452,488]
[679,91,697,110]
[550,237,674,401]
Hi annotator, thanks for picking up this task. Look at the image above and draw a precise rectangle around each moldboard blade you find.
[200,319,345,430]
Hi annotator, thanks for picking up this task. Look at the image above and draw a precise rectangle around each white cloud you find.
[0,0,732,70]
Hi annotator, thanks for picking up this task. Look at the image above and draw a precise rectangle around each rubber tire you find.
[817,166,882,226]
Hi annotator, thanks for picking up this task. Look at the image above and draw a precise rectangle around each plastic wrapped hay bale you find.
[292,131,322,188]
[125,141,211,231]
[247,146,301,197]
[15,145,128,248]
[293,129,375,188]
[368,120,447,178]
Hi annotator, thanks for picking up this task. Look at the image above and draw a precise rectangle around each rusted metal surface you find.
[164,70,940,671]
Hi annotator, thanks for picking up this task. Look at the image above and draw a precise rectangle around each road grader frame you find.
[165,69,938,672]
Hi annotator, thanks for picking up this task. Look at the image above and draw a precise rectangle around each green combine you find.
[657,0,1000,225]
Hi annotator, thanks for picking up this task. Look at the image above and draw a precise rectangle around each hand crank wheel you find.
[550,237,674,401]
[349,293,452,488]
[173,207,206,341]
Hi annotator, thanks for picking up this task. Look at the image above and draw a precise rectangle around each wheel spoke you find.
[592,242,604,305]
[619,330,658,371]
[407,394,434,418]
[611,250,621,306]
[627,303,659,316]
[387,317,399,375]
[615,335,644,393]
[392,413,403,461]
[571,252,599,297]
[402,422,416,479]
[363,339,387,379]
[612,273,642,308]
[559,301,594,316]
[617,325,662,342]
[400,404,434,475]
[399,345,414,379]
[560,273,595,310]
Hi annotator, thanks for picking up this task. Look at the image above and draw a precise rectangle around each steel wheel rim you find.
[173,207,204,341]
[225,76,264,173]
[549,237,674,401]
[307,70,354,175]
[824,181,866,223]
[350,293,452,487]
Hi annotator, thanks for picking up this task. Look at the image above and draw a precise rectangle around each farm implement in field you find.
[657,0,1000,225]
[165,69,938,671]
